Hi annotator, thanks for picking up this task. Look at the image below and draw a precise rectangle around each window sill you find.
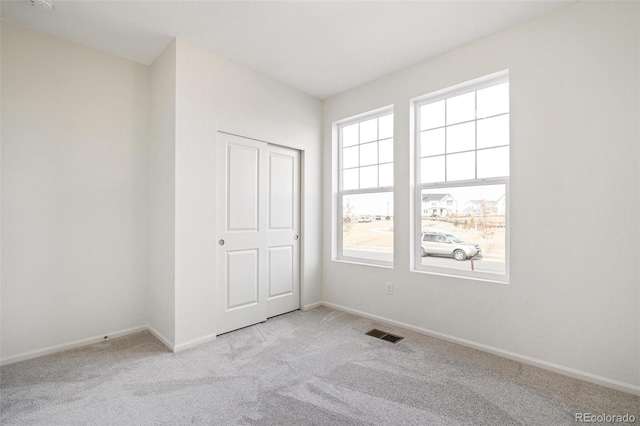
[333,257,394,269]
[410,267,509,285]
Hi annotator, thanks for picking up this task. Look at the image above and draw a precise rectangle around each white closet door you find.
[266,144,300,318]
[216,132,300,335]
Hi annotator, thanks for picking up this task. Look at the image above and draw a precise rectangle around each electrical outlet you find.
[386,282,393,295]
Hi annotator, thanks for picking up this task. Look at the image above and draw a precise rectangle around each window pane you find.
[379,138,393,163]
[477,82,509,118]
[477,114,509,149]
[379,114,393,139]
[342,146,358,169]
[379,163,393,187]
[420,100,445,130]
[421,156,445,184]
[420,128,445,157]
[342,168,359,190]
[342,192,393,263]
[446,92,475,125]
[360,165,378,188]
[360,118,377,143]
[447,151,475,181]
[359,142,378,166]
[477,147,509,178]
[419,184,506,276]
[446,122,475,154]
[342,123,359,147]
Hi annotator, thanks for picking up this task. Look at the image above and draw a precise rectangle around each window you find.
[415,73,509,281]
[337,109,393,266]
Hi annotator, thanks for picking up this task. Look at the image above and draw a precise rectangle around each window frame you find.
[336,107,394,267]
[413,72,510,283]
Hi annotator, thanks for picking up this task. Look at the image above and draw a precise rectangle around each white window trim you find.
[412,71,510,283]
[336,107,394,268]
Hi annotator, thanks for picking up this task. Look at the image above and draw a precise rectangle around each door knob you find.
[218,239,225,246]
[294,235,299,240]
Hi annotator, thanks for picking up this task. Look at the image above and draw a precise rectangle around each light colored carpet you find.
[1,307,638,425]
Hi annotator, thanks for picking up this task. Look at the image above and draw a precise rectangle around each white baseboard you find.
[0,325,218,365]
[146,326,176,352]
[173,333,217,353]
[301,301,323,311]
[321,301,640,397]
[0,325,148,366]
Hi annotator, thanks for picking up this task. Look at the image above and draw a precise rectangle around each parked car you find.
[358,216,372,223]
[420,232,481,261]
[375,216,382,221]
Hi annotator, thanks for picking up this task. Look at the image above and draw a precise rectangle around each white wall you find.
[172,40,322,348]
[323,1,639,389]
[173,40,217,348]
[0,9,3,360]
[148,41,177,346]
[1,21,149,360]
[0,24,322,358]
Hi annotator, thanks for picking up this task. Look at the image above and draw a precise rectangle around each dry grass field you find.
[343,219,394,252]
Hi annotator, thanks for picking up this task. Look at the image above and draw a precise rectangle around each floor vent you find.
[366,329,404,344]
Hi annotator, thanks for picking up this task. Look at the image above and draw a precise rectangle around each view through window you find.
[419,184,506,275]
[342,192,393,264]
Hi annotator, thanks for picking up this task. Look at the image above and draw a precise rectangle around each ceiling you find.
[1,0,573,99]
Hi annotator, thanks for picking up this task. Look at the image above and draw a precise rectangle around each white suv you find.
[421,232,481,261]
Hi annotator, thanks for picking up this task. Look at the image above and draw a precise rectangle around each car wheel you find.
[453,249,466,261]
[421,247,427,257]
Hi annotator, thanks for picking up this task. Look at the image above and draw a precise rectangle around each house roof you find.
[422,194,453,202]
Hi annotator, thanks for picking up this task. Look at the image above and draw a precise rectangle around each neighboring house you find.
[464,199,499,216]
[421,194,456,217]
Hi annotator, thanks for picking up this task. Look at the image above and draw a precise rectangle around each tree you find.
[478,201,495,250]
[343,200,355,235]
